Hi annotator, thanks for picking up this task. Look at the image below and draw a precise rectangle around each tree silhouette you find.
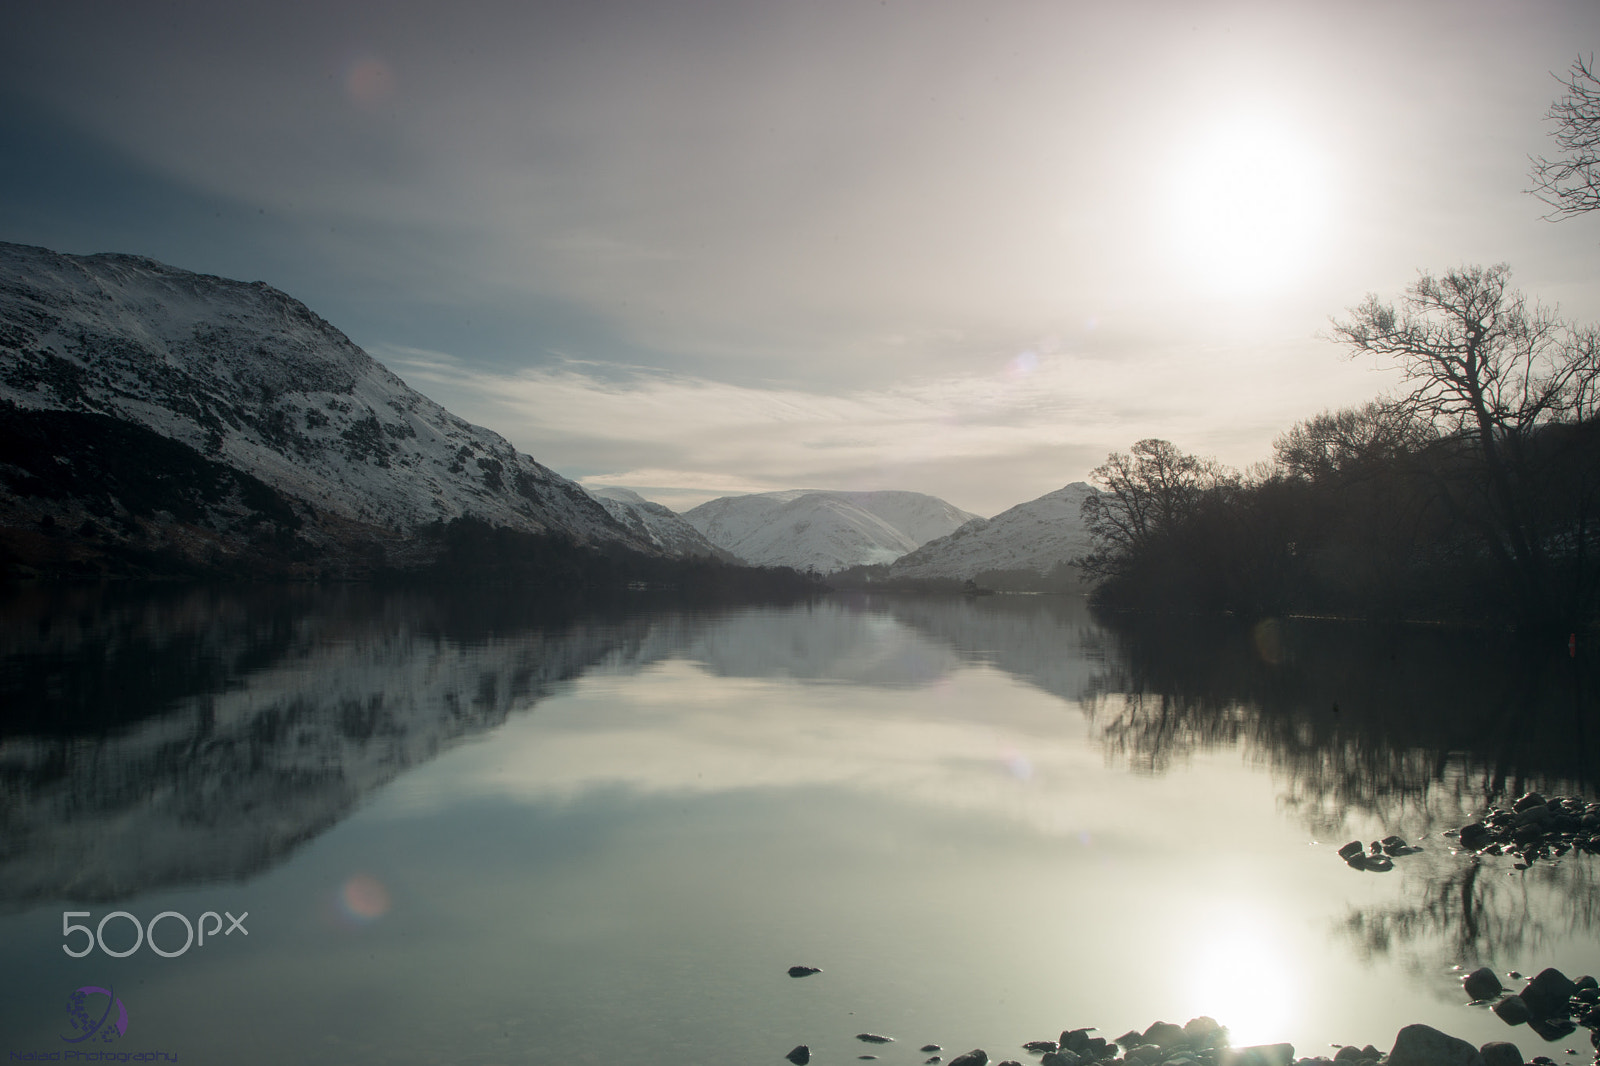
[1330,265,1600,626]
[1530,54,1600,219]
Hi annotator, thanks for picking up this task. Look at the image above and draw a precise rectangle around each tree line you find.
[1075,59,1600,632]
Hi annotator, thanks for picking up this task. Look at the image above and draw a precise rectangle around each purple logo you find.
[63,985,128,1043]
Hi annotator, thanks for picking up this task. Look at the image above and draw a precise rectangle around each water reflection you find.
[1079,608,1600,981]
[0,584,664,905]
[1081,610,1597,831]
[2,586,1597,1062]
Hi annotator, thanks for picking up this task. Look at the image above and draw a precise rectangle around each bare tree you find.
[1530,55,1600,219]
[1273,400,1436,482]
[1077,439,1227,578]
[1330,265,1600,624]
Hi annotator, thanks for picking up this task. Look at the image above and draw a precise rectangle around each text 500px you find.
[62,910,249,957]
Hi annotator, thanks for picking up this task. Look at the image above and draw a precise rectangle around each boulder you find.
[1464,967,1504,1001]
[1024,1041,1060,1053]
[922,1047,944,1053]
[1513,793,1547,813]
[1493,996,1532,1026]
[1042,1051,1081,1066]
[1478,1042,1521,1066]
[1145,1022,1189,1048]
[1519,968,1578,1019]
[787,1046,811,1065]
[1062,1029,1094,1052]
[1459,823,1492,849]
[948,1051,989,1066]
[1184,1018,1228,1050]
[787,965,822,978]
[1338,841,1366,861]
[857,1034,894,1044]
[1386,1025,1486,1066]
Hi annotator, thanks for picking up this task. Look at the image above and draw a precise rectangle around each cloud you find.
[380,339,1392,513]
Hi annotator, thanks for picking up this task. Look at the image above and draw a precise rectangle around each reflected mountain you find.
[5,583,1597,957]
[0,585,671,906]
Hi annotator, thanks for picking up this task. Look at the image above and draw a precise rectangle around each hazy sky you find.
[4,0,1599,515]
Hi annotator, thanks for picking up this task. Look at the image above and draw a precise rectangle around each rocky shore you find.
[1449,793,1600,867]
[784,965,1600,1066]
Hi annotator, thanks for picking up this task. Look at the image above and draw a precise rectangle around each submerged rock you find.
[857,1033,894,1044]
[788,965,822,978]
[1387,1024,1486,1066]
[786,1045,811,1065]
[947,1052,988,1066]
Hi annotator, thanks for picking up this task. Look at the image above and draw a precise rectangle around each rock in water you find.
[922,1046,943,1053]
[787,1046,811,1065]
[1478,1043,1522,1066]
[1144,1022,1187,1048]
[1387,1024,1487,1066]
[788,965,822,978]
[1493,996,1532,1025]
[947,1052,989,1066]
[1464,967,1504,1002]
[1042,1052,1080,1066]
[1519,968,1579,1018]
[1338,840,1365,861]
[857,1034,894,1044]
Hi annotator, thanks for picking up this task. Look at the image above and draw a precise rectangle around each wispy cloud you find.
[380,340,1390,513]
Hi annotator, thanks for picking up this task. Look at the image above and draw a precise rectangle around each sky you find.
[3,0,1600,517]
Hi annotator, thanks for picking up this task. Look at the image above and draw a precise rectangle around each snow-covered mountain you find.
[683,489,979,573]
[888,482,1097,581]
[585,486,739,562]
[0,243,646,571]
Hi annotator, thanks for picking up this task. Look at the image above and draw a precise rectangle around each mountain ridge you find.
[0,242,660,576]
[683,488,980,573]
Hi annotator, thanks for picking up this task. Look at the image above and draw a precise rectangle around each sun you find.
[1164,115,1330,296]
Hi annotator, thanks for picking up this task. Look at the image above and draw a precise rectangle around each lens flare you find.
[345,56,396,107]
[339,874,391,922]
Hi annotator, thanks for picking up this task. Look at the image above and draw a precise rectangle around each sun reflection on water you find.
[1179,907,1300,1048]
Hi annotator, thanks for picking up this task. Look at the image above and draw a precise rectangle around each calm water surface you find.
[1,585,1596,1065]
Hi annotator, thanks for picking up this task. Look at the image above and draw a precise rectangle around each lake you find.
[1,584,1596,1065]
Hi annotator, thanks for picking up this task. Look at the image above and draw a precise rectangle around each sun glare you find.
[1165,115,1329,296]
[1179,908,1300,1046]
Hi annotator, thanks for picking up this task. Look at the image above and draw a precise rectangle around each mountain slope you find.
[585,486,740,562]
[0,243,645,571]
[888,482,1097,581]
[683,489,979,573]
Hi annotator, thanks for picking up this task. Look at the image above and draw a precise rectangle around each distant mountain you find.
[683,489,980,573]
[888,482,1096,582]
[585,486,739,562]
[0,242,650,576]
